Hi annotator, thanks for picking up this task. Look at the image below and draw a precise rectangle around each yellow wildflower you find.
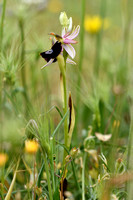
[84,15,109,34]
[0,153,8,167]
[25,140,39,154]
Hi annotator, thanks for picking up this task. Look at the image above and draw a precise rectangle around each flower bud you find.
[59,12,72,32]
[59,12,69,27]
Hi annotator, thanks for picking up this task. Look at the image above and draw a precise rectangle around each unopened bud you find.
[59,12,72,32]
[59,12,69,27]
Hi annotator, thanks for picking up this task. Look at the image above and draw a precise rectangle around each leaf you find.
[37,162,45,187]
[0,180,14,200]
[68,93,75,148]
[5,159,20,200]
[53,186,60,200]
[52,109,69,138]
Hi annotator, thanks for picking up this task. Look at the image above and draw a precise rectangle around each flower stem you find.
[118,0,132,85]
[33,155,36,200]
[0,0,7,51]
[43,151,53,200]
[19,19,26,88]
[57,55,68,163]
[61,71,68,164]
[94,0,107,76]
[0,0,7,106]
[82,153,87,200]
[126,105,133,170]
[19,19,29,116]
[126,104,133,197]
[5,158,20,200]
[75,0,86,143]
[63,73,68,148]
[50,137,55,192]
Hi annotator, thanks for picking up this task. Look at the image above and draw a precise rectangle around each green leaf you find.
[37,162,45,187]
[53,186,60,200]
[52,109,69,137]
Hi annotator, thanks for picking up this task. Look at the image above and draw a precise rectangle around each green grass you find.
[0,0,133,199]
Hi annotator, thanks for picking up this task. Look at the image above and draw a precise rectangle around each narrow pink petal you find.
[66,25,80,40]
[63,31,71,38]
[41,59,54,69]
[63,44,76,59]
[63,38,77,44]
[66,57,76,65]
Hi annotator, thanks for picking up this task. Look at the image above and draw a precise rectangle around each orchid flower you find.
[40,13,80,69]
[40,41,76,69]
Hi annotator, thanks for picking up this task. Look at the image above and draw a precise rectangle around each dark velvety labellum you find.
[40,41,62,62]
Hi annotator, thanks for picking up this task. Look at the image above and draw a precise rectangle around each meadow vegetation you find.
[0,0,133,199]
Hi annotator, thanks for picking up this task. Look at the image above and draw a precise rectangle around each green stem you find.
[0,0,7,107]
[63,73,68,142]
[126,105,133,171]
[77,0,86,84]
[5,158,20,200]
[33,155,36,200]
[19,19,29,115]
[57,55,68,163]
[19,19,26,88]
[108,100,121,173]
[118,0,132,85]
[0,167,5,199]
[43,151,53,200]
[126,104,133,197]
[71,160,81,191]
[62,72,68,163]
[94,0,107,76]
[75,0,86,141]
[125,0,132,171]
[50,137,55,192]
[82,153,86,200]
[0,0,7,51]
